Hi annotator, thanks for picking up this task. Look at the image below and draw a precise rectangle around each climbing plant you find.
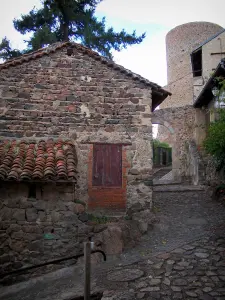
[203,77,225,173]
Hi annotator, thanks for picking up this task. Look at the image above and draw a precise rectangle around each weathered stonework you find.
[0,45,157,211]
[0,182,90,276]
[153,106,205,180]
[0,43,166,277]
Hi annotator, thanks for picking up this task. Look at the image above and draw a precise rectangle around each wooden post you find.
[84,242,91,300]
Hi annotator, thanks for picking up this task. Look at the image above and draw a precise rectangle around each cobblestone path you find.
[99,234,225,299]
[0,188,224,300]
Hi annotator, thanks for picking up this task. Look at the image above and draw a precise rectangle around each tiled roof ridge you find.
[0,41,171,95]
[0,139,77,182]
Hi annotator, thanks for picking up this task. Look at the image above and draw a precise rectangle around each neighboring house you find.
[193,59,225,137]
[0,42,170,273]
[194,58,225,111]
[191,28,225,103]
[154,22,225,184]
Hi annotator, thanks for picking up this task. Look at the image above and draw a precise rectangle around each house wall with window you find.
[193,31,225,101]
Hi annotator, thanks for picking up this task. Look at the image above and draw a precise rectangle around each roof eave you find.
[191,28,225,55]
[152,89,172,111]
[193,59,225,108]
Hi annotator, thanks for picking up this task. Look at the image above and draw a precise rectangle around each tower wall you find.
[160,22,223,109]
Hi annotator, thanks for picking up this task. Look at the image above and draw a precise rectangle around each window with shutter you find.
[92,144,122,187]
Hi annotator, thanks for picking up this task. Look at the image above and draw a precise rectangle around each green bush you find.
[203,76,225,172]
[153,139,170,149]
[203,110,225,171]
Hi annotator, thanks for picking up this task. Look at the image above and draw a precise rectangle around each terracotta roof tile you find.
[0,42,171,98]
[0,139,77,182]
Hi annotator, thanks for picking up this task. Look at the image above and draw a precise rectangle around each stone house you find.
[0,42,170,274]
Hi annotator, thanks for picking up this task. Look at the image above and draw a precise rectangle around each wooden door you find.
[92,144,122,187]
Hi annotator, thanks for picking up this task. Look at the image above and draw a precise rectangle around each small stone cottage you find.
[0,42,170,273]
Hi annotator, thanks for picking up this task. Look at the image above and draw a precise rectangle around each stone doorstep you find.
[153,185,207,192]
[153,180,181,186]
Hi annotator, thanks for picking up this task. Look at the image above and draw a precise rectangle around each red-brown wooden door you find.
[92,144,122,187]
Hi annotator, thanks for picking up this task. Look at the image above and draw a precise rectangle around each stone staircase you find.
[153,166,172,180]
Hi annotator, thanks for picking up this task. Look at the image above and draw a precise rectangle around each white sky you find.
[0,0,225,87]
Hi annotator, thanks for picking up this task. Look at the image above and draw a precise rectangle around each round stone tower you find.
[160,21,223,109]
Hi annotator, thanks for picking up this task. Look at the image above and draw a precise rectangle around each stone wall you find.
[0,45,153,211]
[0,182,91,276]
[0,181,155,280]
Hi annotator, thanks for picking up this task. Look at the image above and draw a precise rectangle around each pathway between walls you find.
[0,185,225,300]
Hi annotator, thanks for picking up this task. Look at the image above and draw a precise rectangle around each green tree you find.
[203,77,225,172]
[0,37,24,60]
[153,139,170,149]
[0,0,145,60]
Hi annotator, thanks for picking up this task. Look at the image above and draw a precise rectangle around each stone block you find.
[37,211,46,222]
[129,168,140,175]
[10,241,26,253]
[12,209,25,221]
[93,225,123,255]
[26,208,38,222]
[4,198,20,208]
[105,119,120,124]
[22,225,42,234]
[6,224,21,234]
[51,211,61,222]
[0,254,11,264]
[28,241,44,252]
[62,211,78,223]
[143,179,153,186]
[11,231,24,240]
[74,203,85,214]
[0,233,7,244]
[35,84,46,89]
[0,207,12,221]
[33,200,46,211]
[20,198,33,209]
[18,92,30,99]
[78,212,89,222]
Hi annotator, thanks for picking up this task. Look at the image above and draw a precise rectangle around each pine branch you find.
[4,0,146,60]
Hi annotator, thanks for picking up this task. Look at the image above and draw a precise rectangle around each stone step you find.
[153,185,207,192]
[153,167,172,180]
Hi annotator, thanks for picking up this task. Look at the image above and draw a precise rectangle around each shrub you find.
[203,77,225,173]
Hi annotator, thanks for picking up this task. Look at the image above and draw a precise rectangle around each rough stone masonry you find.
[0,42,170,211]
[0,42,169,277]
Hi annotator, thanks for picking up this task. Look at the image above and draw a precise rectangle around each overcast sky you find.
[0,0,225,87]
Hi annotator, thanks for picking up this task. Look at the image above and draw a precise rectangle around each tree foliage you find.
[203,77,225,172]
[0,37,24,60]
[0,0,145,60]
[153,139,170,149]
